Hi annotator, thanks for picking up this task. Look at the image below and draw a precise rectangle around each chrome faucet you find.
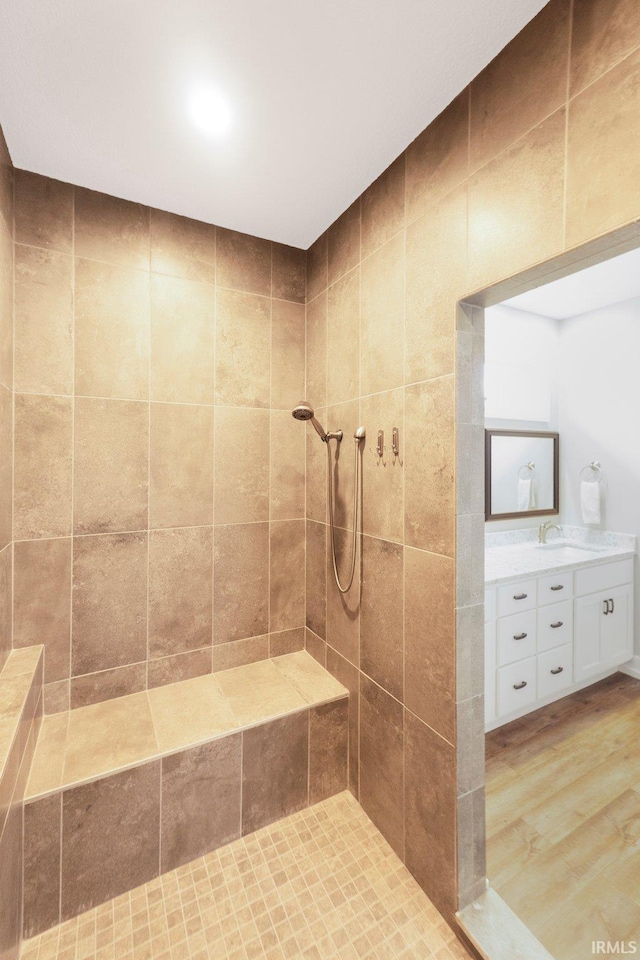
[539,521,562,544]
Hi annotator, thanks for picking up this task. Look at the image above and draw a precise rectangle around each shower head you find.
[292,401,328,441]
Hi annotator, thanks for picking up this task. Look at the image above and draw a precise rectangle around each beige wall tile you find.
[469,0,570,170]
[361,156,406,260]
[242,711,309,833]
[216,227,271,296]
[214,407,269,523]
[306,520,326,640]
[61,762,160,920]
[360,389,404,543]
[326,646,359,795]
[215,288,270,407]
[328,200,361,286]
[73,397,148,534]
[361,536,403,701]
[360,233,404,396]
[468,108,566,289]
[0,544,10,669]
[23,794,62,937]
[0,127,11,230]
[43,680,70,716]
[150,273,214,404]
[566,49,640,248]
[327,400,360,532]
[404,710,456,919]
[161,736,241,872]
[150,402,214,528]
[326,526,359,667]
[0,385,12,548]
[271,243,306,303]
[75,187,150,269]
[150,209,215,282]
[14,170,73,253]
[14,538,71,683]
[14,245,73,395]
[75,258,150,400]
[327,268,360,405]
[0,218,12,391]
[270,519,305,632]
[14,393,73,540]
[271,299,305,409]
[70,662,146,709]
[305,627,327,667]
[404,547,455,745]
[147,647,212,688]
[269,627,305,657]
[270,410,305,521]
[359,675,404,858]
[305,291,327,409]
[405,185,466,384]
[309,699,348,804]
[571,0,640,95]
[405,90,469,225]
[404,378,455,556]
[213,523,269,645]
[148,526,213,658]
[0,805,22,958]
[72,532,147,676]
[305,407,327,523]
[307,231,328,303]
[211,635,269,672]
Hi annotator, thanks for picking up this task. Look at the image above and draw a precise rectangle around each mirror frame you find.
[485,428,560,522]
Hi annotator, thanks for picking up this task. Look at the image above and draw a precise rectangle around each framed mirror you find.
[485,429,559,521]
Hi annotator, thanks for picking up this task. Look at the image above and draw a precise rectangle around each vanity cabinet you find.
[485,556,634,729]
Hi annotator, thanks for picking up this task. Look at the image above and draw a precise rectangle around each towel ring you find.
[517,462,536,480]
[580,461,603,482]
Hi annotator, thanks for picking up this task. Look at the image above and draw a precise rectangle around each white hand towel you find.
[518,478,536,511]
[581,480,601,524]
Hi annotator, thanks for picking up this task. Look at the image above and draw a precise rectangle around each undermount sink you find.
[533,540,607,558]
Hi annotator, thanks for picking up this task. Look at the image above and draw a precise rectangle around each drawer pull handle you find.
[513,632,528,640]
[550,621,563,629]
[550,666,564,675]
[513,681,528,690]
[550,585,564,591]
[513,593,528,601]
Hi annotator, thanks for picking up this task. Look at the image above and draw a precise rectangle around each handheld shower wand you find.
[292,402,365,593]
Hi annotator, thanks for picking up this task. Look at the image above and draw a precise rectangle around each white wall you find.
[484,303,560,531]
[558,297,640,652]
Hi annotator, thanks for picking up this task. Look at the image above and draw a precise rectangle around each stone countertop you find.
[485,539,636,587]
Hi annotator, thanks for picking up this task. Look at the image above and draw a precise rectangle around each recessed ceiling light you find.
[188,86,232,137]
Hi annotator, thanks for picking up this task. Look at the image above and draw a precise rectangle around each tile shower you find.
[1,0,640,956]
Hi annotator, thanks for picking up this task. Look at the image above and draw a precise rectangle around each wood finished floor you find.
[486,672,640,960]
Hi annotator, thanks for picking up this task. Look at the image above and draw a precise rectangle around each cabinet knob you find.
[550,585,564,591]
[550,666,564,675]
[550,621,563,629]
[513,681,528,690]
[513,632,528,640]
[513,593,528,600]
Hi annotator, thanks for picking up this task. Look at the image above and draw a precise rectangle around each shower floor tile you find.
[20,792,471,960]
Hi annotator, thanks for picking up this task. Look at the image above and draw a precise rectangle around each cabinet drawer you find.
[497,658,537,717]
[537,645,573,699]
[537,600,573,652]
[485,589,496,623]
[498,580,537,617]
[497,610,537,666]
[575,558,633,597]
[538,571,573,605]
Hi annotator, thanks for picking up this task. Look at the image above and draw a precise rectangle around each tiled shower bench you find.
[22,651,349,938]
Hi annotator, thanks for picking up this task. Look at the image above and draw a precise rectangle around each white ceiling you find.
[0,0,548,248]
[504,247,640,319]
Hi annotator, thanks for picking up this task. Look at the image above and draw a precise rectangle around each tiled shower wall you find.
[0,126,12,671]
[10,171,307,712]
[304,0,640,921]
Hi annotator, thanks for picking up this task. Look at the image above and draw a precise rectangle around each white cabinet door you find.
[574,584,634,682]
[574,593,605,683]
[601,584,633,669]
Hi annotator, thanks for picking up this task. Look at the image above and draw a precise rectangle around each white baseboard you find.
[620,656,640,679]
